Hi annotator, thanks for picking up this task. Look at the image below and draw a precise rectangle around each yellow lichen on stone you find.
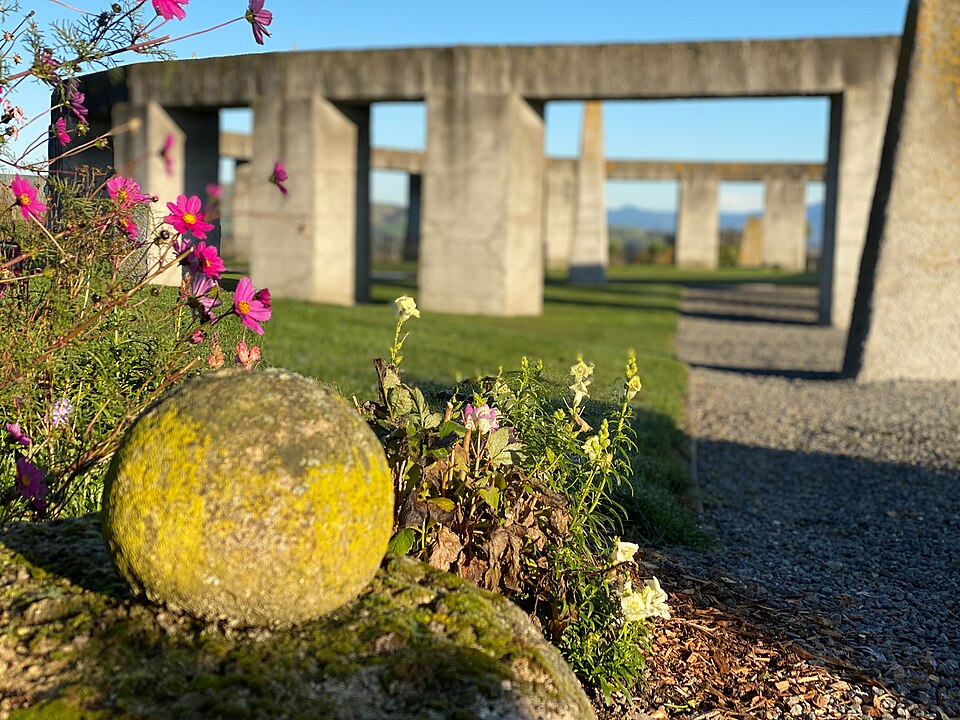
[101,369,393,627]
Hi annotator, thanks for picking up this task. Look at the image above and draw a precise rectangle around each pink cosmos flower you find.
[254,287,271,308]
[270,161,288,195]
[15,456,47,510]
[152,0,188,21]
[235,341,261,369]
[189,329,204,344]
[187,241,225,279]
[205,183,223,199]
[54,116,70,146]
[233,277,272,335]
[188,273,222,323]
[67,80,88,122]
[164,194,215,239]
[106,176,149,208]
[5,422,31,447]
[10,176,46,222]
[119,216,140,243]
[245,0,272,45]
[161,133,175,176]
[462,403,500,435]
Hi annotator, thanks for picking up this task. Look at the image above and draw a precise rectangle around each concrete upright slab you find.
[844,0,960,381]
[542,159,577,270]
[822,80,897,326]
[111,101,185,286]
[420,92,544,316]
[250,94,370,305]
[224,160,252,264]
[676,168,719,269]
[762,170,807,271]
[739,216,763,267]
[403,173,421,262]
[569,101,608,282]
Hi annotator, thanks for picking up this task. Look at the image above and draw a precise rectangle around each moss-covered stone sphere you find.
[101,368,393,627]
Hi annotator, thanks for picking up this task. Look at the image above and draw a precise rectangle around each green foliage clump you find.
[361,298,668,703]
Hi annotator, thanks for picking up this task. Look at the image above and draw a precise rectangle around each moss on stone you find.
[0,518,596,719]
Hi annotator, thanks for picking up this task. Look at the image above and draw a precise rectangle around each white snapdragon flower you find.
[621,577,671,622]
[394,295,420,322]
[613,540,639,564]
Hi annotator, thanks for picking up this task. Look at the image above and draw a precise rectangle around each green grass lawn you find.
[261,264,815,546]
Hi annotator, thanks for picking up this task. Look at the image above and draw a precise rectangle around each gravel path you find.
[665,283,960,719]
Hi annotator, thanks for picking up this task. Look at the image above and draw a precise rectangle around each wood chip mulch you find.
[592,550,945,720]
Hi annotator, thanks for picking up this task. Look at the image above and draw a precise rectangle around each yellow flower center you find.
[237,300,251,314]
[182,211,196,225]
[18,193,31,206]
[117,189,128,202]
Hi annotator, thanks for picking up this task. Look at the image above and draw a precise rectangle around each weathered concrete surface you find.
[844,0,960,382]
[82,38,898,107]
[220,130,252,161]
[676,168,719,269]
[0,517,596,720]
[420,92,544,316]
[569,101,608,282]
[222,159,252,263]
[543,159,577,270]
[78,37,899,318]
[606,160,825,182]
[762,169,808,271]
[739,216,763,267]
[250,95,370,305]
[111,100,185,286]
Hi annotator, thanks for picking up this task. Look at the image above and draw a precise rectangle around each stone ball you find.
[101,368,393,627]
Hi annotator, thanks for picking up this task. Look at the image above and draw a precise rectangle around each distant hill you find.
[607,202,825,250]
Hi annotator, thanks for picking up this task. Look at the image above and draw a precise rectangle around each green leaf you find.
[428,497,455,512]
[387,527,417,556]
[487,427,510,460]
[387,386,414,417]
[478,486,501,513]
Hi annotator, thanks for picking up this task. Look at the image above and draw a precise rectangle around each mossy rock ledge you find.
[0,516,597,720]
[101,368,393,628]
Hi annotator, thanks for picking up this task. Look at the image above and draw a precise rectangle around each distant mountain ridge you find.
[608,202,825,249]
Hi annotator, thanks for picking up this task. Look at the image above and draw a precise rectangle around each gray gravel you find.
[665,283,960,719]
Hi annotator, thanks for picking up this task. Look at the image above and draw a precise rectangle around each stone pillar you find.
[225,160,252,264]
[542,159,577,270]
[569,101,608,282]
[738,216,763,267]
[112,100,185,286]
[844,0,960,381]
[824,77,896,326]
[675,168,719,269]
[250,94,370,305]
[761,170,807,271]
[420,92,544,316]
[402,173,421,262]
[817,96,843,325]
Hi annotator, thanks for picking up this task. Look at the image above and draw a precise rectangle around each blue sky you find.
[18,0,909,211]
